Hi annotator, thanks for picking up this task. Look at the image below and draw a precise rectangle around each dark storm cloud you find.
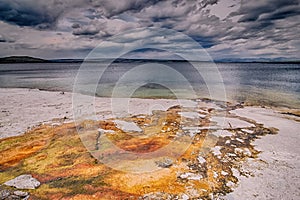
[189,35,218,48]
[72,25,100,36]
[0,0,299,60]
[222,0,300,44]
[259,4,300,21]
[0,0,55,27]
[200,0,219,8]
[0,0,85,28]
[231,0,299,22]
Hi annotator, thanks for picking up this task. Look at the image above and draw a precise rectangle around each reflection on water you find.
[0,62,299,108]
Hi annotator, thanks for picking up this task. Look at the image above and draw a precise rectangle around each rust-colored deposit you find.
[0,104,277,199]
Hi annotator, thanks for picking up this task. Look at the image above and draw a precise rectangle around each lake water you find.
[0,62,299,108]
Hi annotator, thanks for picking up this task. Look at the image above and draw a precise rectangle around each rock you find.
[6,194,21,200]
[179,172,203,181]
[226,181,235,187]
[139,192,175,200]
[0,187,30,200]
[181,193,189,200]
[13,191,28,197]
[114,120,142,132]
[0,189,10,199]
[4,175,40,189]
[155,158,173,168]
[197,156,206,164]
[211,146,222,156]
[221,171,228,176]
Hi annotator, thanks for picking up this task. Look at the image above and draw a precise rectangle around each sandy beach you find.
[228,107,300,199]
[0,88,299,199]
[0,88,188,139]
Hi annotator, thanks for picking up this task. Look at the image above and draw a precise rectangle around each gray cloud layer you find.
[0,0,299,60]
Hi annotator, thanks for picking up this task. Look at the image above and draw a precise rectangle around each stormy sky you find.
[0,0,299,60]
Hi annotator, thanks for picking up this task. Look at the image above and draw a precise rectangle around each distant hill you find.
[0,56,84,63]
[50,58,83,63]
[0,56,49,63]
[215,57,300,64]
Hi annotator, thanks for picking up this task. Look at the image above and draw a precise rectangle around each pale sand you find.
[0,88,299,199]
[0,88,74,139]
[0,88,188,139]
[228,107,300,199]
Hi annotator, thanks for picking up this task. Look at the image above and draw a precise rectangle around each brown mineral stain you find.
[0,125,54,169]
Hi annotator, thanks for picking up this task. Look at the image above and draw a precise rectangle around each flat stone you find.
[212,130,233,137]
[197,156,206,164]
[155,158,173,168]
[179,172,203,181]
[178,112,206,119]
[114,120,142,132]
[140,192,175,200]
[0,189,11,199]
[13,191,28,197]
[4,175,40,189]
[181,193,189,200]
[6,194,21,200]
[211,146,222,156]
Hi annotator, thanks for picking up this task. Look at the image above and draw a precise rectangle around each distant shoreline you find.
[1,56,300,64]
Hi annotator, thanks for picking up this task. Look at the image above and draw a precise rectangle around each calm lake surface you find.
[0,62,299,108]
